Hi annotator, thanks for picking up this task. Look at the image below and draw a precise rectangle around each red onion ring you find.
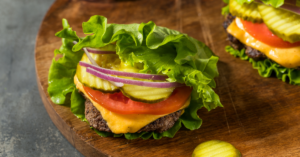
[280,3,300,15]
[86,47,116,54]
[80,61,168,81]
[283,0,299,6]
[86,68,183,88]
[83,48,98,66]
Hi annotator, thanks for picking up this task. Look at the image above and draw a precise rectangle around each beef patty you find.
[85,98,182,133]
[223,14,267,61]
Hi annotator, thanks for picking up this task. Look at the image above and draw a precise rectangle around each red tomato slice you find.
[241,19,300,48]
[83,85,192,115]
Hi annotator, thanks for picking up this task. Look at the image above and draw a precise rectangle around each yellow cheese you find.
[227,19,300,68]
[74,76,190,134]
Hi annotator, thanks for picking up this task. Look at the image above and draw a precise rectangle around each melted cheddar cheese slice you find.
[227,18,300,68]
[74,76,190,134]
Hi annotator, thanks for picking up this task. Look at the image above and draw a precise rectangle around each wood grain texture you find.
[35,0,300,156]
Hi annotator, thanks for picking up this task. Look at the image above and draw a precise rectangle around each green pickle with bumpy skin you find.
[258,4,300,43]
[229,0,262,23]
[121,84,175,103]
[192,140,241,157]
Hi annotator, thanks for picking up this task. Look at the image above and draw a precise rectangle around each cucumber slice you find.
[121,84,175,103]
[192,140,241,157]
[258,4,300,43]
[76,53,120,93]
[229,0,262,23]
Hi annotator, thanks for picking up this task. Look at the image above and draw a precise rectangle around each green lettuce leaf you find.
[71,88,86,121]
[225,46,300,85]
[222,0,230,16]
[48,16,222,139]
[222,5,230,16]
[48,21,85,120]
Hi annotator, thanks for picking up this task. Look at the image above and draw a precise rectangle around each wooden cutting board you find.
[35,0,300,156]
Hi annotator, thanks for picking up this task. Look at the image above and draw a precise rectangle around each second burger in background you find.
[223,0,300,85]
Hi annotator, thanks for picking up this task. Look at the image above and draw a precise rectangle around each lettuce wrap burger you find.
[48,15,222,139]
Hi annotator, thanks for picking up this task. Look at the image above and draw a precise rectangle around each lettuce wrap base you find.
[225,46,300,85]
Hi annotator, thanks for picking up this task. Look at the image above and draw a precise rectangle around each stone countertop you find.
[0,0,83,156]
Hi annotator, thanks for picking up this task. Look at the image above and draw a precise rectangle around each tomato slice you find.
[241,19,300,48]
[83,85,192,115]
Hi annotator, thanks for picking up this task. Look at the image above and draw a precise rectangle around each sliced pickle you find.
[192,140,241,157]
[121,84,175,103]
[76,53,120,93]
[229,0,262,23]
[258,4,300,43]
[118,61,175,103]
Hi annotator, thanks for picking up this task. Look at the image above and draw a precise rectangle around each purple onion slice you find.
[86,68,183,88]
[73,41,116,54]
[80,61,168,81]
[86,47,116,54]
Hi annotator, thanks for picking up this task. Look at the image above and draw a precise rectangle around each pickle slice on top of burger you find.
[223,0,300,85]
[48,15,222,139]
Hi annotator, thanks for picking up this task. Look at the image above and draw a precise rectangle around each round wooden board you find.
[35,0,300,156]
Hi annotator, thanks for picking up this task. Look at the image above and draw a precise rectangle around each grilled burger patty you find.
[85,98,182,133]
[223,14,267,61]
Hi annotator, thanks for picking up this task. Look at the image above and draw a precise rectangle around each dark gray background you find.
[0,0,83,156]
